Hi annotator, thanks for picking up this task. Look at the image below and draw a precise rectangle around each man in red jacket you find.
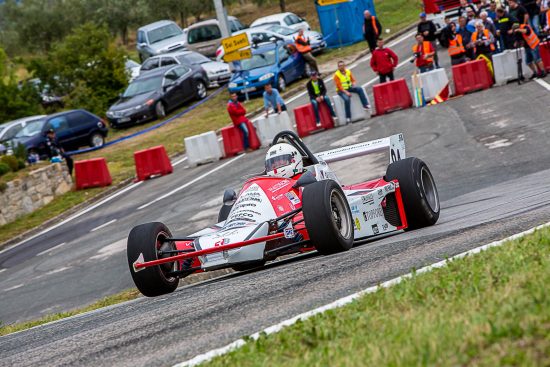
[227,92,252,152]
[370,38,399,83]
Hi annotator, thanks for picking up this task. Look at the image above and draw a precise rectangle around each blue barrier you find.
[67,85,228,156]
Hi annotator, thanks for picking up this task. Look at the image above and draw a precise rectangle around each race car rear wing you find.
[315,133,406,164]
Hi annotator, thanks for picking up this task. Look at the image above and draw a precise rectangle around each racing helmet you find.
[265,143,304,178]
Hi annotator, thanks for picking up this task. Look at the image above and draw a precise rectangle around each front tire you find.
[155,101,166,119]
[385,157,440,230]
[89,132,104,148]
[127,222,179,297]
[196,80,207,99]
[302,180,354,255]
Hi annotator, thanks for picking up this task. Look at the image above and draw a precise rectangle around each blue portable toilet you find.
[316,0,376,48]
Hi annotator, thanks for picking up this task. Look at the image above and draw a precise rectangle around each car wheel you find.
[155,101,166,118]
[232,260,266,272]
[302,180,354,255]
[127,222,179,297]
[196,80,207,99]
[277,75,286,92]
[89,133,105,148]
[385,157,440,230]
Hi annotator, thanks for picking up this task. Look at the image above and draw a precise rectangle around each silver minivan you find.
[185,16,246,58]
[136,20,187,62]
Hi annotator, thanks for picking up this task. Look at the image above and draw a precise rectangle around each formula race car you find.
[127,131,440,297]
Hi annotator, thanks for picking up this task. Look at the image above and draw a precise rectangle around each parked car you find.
[0,115,46,154]
[250,12,310,31]
[136,20,187,62]
[216,24,325,62]
[228,40,306,96]
[125,59,141,82]
[185,16,246,58]
[140,50,231,88]
[21,78,65,109]
[10,110,108,157]
[106,65,208,128]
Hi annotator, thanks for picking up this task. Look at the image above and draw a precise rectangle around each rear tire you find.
[385,157,440,230]
[196,80,207,99]
[127,222,179,297]
[302,180,354,255]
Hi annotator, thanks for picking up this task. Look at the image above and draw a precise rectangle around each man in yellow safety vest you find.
[333,61,370,124]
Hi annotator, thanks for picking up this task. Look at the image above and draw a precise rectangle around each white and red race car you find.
[127,131,440,297]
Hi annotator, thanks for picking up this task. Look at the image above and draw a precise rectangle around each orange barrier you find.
[134,145,173,181]
[293,103,334,138]
[452,59,493,95]
[221,121,260,157]
[373,78,413,115]
[74,158,112,190]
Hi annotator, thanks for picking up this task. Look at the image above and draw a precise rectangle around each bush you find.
[0,163,10,176]
[13,143,27,161]
[0,155,18,172]
[17,159,25,170]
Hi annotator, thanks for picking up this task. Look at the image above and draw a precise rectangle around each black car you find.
[106,64,208,128]
[11,109,108,157]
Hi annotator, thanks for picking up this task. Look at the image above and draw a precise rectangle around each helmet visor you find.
[266,154,294,172]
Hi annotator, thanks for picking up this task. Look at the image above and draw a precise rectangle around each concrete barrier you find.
[184,131,223,167]
[493,48,530,86]
[413,68,450,101]
[253,111,294,147]
[333,89,368,124]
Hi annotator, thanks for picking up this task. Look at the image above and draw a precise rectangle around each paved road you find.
[1,30,550,366]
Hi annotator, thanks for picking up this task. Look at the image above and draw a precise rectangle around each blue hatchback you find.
[228,41,307,96]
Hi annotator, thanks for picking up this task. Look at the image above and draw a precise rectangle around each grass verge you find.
[203,226,550,367]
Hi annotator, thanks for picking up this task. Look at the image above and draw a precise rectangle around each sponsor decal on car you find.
[284,223,295,239]
[350,205,360,214]
[268,180,291,193]
[372,224,379,235]
[384,182,395,192]
[285,191,301,206]
[363,208,384,221]
[361,194,374,205]
[354,217,361,231]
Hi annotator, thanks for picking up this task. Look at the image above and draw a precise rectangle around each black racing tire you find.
[302,180,354,255]
[217,204,233,223]
[127,222,179,297]
[231,260,266,272]
[385,157,440,230]
[155,101,166,118]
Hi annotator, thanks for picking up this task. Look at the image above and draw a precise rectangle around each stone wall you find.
[0,163,73,226]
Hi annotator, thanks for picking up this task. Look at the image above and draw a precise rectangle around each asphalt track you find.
[1,31,550,366]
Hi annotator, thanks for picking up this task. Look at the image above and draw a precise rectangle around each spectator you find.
[440,16,453,48]
[363,10,382,52]
[417,12,439,68]
[523,0,541,35]
[458,0,479,18]
[45,129,73,175]
[487,1,498,22]
[370,38,399,83]
[544,8,550,33]
[263,84,286,117]
[412,33,435,73]
[458,16,475,59]
[480,11,497,37]
[333,60,370,124]
[306,71,337,127]
[478,0,491,13]
[496,7,518,50]
[472,21,496,59]
[508,0,529,25]
[295,29,319,74]
[447,22,468,65]
[513,23,547,78]
[227,92,252,152]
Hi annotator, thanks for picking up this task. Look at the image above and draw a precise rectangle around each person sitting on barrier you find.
[412,33,435,73]
[496,7,518,50]
[371,38,399,83]
[513,23,548,78]
[227,92,252,152]
[45,129,74,175]
[448,22,468,65]
[263,84,287,118]
[333,60,371,124]
[295,28,320,75]
[306,71,337,127]
[363,10,382,53]
[472,20,496,60]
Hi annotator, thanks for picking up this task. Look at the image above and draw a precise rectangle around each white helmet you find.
[265,143,304,178]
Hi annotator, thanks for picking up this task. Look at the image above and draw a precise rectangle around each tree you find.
[28,23,128,117]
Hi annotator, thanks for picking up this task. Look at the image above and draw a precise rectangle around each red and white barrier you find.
[134,145,173,181]
[74,158,112,190]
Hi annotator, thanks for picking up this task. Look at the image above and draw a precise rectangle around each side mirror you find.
[292,171,316,188]
[223,189,237,205]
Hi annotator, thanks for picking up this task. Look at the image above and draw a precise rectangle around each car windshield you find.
[240,50,276,70]
[125,59,140,69]
[148,24,182,44]
[14,119,45,138]
[253,21,279,28]
[123,76,163,97]
[265,25,296,36]
[176,53,210,65]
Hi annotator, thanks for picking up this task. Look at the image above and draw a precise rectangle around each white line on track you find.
[90,219,118,233]
[0,268,6,273]
[36,242,67,257]
[4,283,24,292]
[173,221,550,367]
[138,154,246,210]
[172,156,189,167]
[534,78,550,91]
[0,181,143,256]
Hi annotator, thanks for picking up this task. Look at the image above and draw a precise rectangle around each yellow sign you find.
[221,33,250,55]
[318,0,349,5]
[223,49,252,63]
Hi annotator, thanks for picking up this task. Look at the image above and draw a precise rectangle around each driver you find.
[265,143,304,178]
